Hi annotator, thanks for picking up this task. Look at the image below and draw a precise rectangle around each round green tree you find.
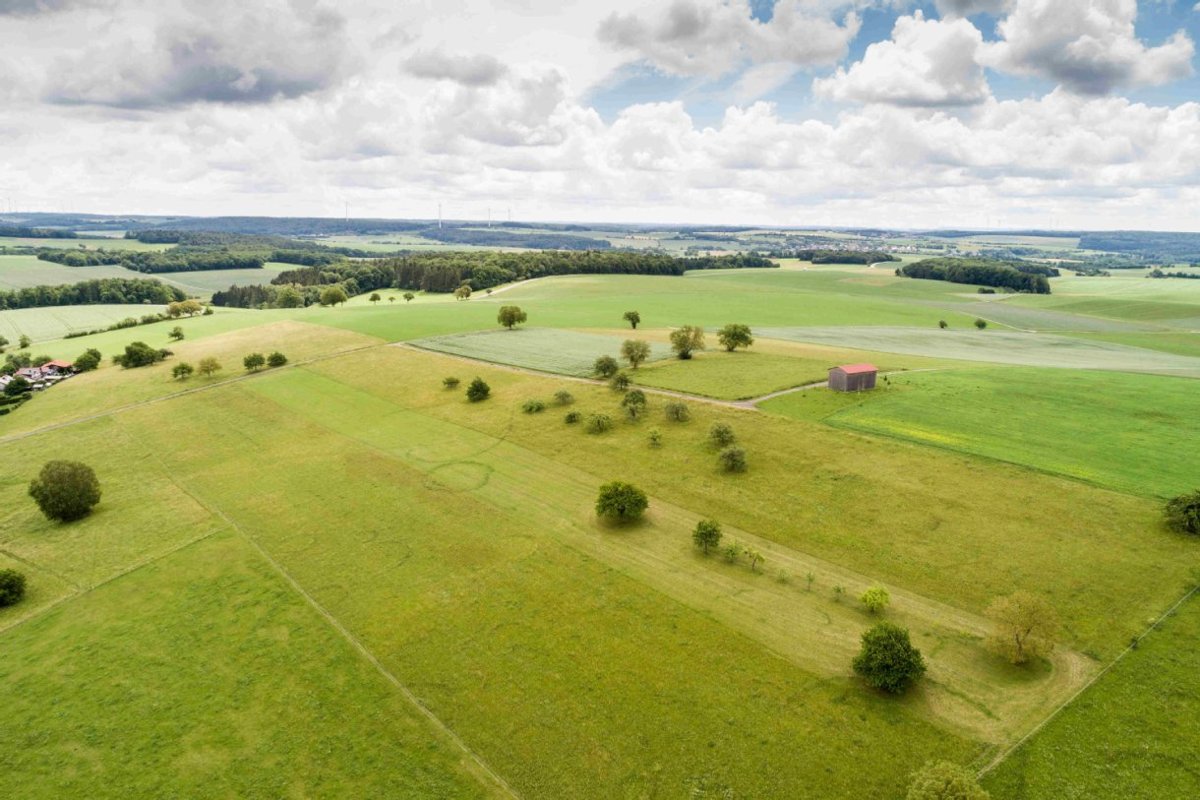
[852,621,926,694]
[0,569,26,607]
[595,481,648,523]
[320,286,348,306]
[717,323,754,352]
[466,377,491,402]
[29,460,102,522]
[693,519,722,555]
[860,585,891,614]
[593,355,620,378]
[497,305,527,329]
[1165,490,1200,535]
[906,761,990,800]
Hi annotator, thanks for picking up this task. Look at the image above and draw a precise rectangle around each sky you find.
[0,0,1198,230]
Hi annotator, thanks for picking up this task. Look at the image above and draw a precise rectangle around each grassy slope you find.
[413,327,674,377]
[816,368,1200,498]
[984,592,1200,800]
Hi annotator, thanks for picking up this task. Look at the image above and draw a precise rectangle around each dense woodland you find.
[0,278,186,310]
[1079,231,1200,262]
[900,257,1054,293]
[38,248,264,272]
[765,248,899,264]
[0,224,76,239]
[212,251,775,307]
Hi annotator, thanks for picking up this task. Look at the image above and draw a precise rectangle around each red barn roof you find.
[831,363,878,375]
[43,359,74,369]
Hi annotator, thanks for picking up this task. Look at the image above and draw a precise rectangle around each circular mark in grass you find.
[425,461,493,492]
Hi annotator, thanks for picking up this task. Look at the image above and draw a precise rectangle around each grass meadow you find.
[2,262,1199,798]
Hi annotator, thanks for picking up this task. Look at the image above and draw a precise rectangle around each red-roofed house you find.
[40,359,74,375]
[828,363,877,392]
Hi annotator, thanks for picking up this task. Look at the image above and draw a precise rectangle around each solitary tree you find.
[623,310,641,329]
[609,372,632,392]
[171,362,194,380]
[905,761,991,800]
[553,389,574,406]
[693,519,722,554]
[621,389,647,420]
[974,318,988,330]
[709,422,736,448]
[403,292,415,303]
[938,320,948,329]
[320,286,349,307]
[28,460,101,522]
[621,339,652,369]
[860,586,891,614]
[586,413,614,434]
[454,284,472,301]
[18,334,30,350]
[466,377,491,402]
[369,292,382,304]
[0,569,25,607]
[852,622,926,694]
[593,355,620,378]
[168,326,185,342]
[243,353,267,372]
[197,357,222,377]
[1165,490,1200,535]
[443,376,461,389]
[669,326,706,359]
[718,446,747,473]
[717,323,754,352]
[743,546,764,573]
[664,401,690,422]
[985,591,1058,665]
[267,352,288,368]
[595,481,648,523]
[497,305,527,329]
[388,296,396,303]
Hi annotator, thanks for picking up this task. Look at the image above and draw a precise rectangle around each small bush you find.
[722,542,740,563]
[648,428,663,448]
[267,351,288,368]
[1165,490,1200,535]
[709,422,736,447]
[586,413,613,434]
[564,410,582,424]
[663,401,690,422]
[905,761,990,800]
[609,372,631,392]
[443,376,461,389]
[554,389,574,405]
[621,389,647,420]
[974,318,988,330]
[0,569,26,607]
[466,377,491,402]
[860,586,890,614]
[595,481,648,523]
[522,399,546,414]
[937,320,948,329]
[718,446,746,473]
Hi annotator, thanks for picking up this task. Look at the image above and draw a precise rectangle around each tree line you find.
[0,278,186,310]
[900,257,1053,293]
[765,248,899,264]
[38,247,265,272]
[0,224,76,239]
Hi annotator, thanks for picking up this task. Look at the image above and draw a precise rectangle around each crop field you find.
[0,254,146,290]
[756,326,1200,375]
[0,303,170,344]
[819,368,1200,498]
[0,236,170,251]
[3,261,1200,799]
[411,327,674,376]
[153,262,291,297]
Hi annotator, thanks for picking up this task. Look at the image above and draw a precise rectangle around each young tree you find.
[852,622,926,694]
[320,286,349,306]
[938,320,948,329]
[267,352,288,368]
[168,326,185,341]
[593,355,620,378]
[243,353,266,372]
[454,284,472,300]
[743,547,764,573]
[621,339,652,369]
[0,569,26,607]
[647,428,662,448]
[73,348,102,372]
[586,413,613,434]
[905,761,991,800]
[718,446,747,473]
[709,422,736,447]
[985,591,1058,665]
[197,357,222,377]
[171,362,194,380]
[564,410,582,425]
[609,372,632,392]
[860,586,891,614]
[28,460,101,522]
[403,292,415,303]
[717,323,754,352]
[522,399,546,414]
[443,376,461,389]
[693,519,722,554]
[369,292,382,304]
[623,310,641,329]
[388,296,396,303]
[664,401,690,422]
[669,325,705,359]
[974,318,988,330]
[621,389,647,420]
[466,377,491,402]
[1165,490,1200,535]
[595,481,648,523]
[18,334,31,350]
[553,389,574,406]
[497,305,527,329]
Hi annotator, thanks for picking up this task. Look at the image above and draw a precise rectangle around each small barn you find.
[828,363,877,392]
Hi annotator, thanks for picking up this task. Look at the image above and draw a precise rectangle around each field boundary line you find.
[976,582,1200,778]
[0,341,385,446]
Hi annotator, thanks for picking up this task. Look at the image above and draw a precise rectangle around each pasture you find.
[2,259,1200,799]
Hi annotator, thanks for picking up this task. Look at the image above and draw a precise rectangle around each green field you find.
[795,367,1200,498]
[0,254,146,290]
[0,304,172,344]
[3,259,1200,798]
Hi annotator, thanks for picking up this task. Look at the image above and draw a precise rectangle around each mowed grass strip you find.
[312,347,1193,661]
[412,327,673,376]
[983,593,1200,800]
[819,367,1200,498]
[0,532,496,800]
[125,381,978,799]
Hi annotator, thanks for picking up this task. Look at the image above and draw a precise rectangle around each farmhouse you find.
[829,363,877,392]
